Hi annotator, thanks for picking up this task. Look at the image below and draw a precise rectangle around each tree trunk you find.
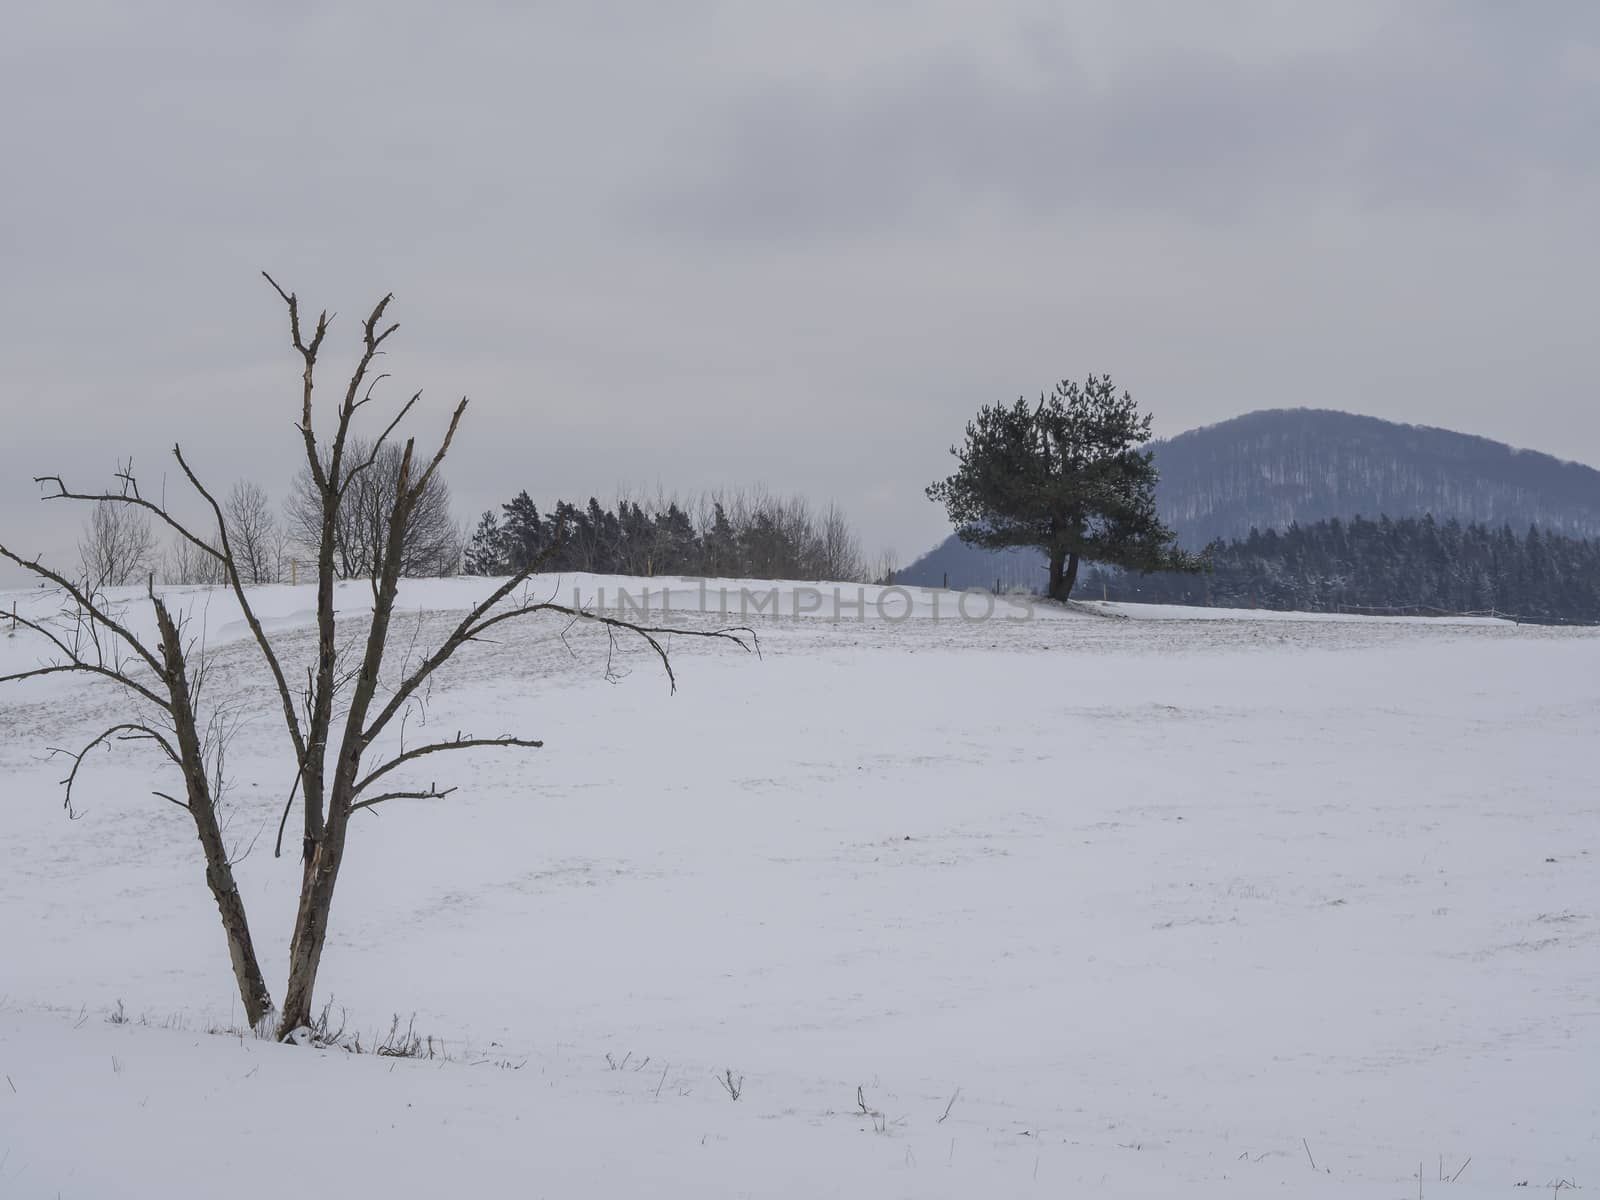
[153,599,275,1029]
[197,823,275,1030]
[1047,549,1081,601]
[282,469,414,1035]
[279,808,349,1033]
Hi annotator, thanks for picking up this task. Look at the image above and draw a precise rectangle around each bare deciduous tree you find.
[0,275,754,1037]
[223,481,279,585]
[161,534,227,585]
[817,502,864,582]
[872,547,899,585]
[77,494,157,588]
[285,438,461,580]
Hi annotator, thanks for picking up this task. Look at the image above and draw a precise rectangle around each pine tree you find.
[499,491,544,571]
[653,503,699,575]
[702,503,737,577]
[927,375,1205,600]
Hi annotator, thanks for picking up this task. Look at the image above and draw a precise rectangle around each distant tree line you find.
[85,468,875,589]
[464,488,874,582]
[1085,515,1600,622]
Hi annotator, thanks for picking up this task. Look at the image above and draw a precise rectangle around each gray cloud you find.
[650,6,1598,240]
[2,2,1597,582]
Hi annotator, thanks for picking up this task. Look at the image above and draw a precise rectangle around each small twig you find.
[1303,1138,1316,1170]
[1450,1157,1472,1184]
[938,1086,961,1124]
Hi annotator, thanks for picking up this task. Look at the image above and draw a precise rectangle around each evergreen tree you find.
[499,491,544,571]
[927,375,1205,600]
[702,503,737,577]
[619,501,655,574]
[653,503,699,575]
[463,510,506,576]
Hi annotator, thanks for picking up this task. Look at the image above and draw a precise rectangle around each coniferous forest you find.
[462,490,873,582]
[1085,516,1600,623]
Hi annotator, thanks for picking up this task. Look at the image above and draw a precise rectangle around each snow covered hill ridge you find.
[0,570,1513,656]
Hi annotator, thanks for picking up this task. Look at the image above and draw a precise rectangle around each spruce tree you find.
[464,510,507,576]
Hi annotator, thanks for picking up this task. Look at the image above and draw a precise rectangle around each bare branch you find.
[264,271,331,490]
[466,602,757,693]
[366,592,753,745]
[271,763,304,860]
[405,397,468,503]
[336,292,399,431]
[356,531,569,740]
[337,392,419,499]
[351,371,392,413]
[0,544,167,682]
[349,784,458,814]
[353,734,544,798]
[37,473,219,567]
[52,723,181,819]
[4,604,94,665]
[262,270,329,359]
[339,391,420,496]
[170,446,309,770]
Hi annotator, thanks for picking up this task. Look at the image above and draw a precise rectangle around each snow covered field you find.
[1,576,1596,1197]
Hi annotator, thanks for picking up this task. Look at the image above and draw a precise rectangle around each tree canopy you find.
[927,375,1204,600]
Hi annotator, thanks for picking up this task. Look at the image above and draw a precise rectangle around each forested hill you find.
[903,409,1600,590]
[1084,516,1600,623]
[1154,409,1600,543]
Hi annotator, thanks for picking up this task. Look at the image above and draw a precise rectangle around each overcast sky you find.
[2,1,1596,581]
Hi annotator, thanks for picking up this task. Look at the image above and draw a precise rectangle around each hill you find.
[903,409,1600,590]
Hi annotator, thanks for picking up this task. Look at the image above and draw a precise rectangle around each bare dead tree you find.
[77,495,157,588]
[223,481,278,585]
[0,275,754,1038]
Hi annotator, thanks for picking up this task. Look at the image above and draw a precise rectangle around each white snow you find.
[0,575,1594,1197]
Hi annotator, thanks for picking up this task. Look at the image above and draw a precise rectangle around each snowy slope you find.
[0,575,1594,1197]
